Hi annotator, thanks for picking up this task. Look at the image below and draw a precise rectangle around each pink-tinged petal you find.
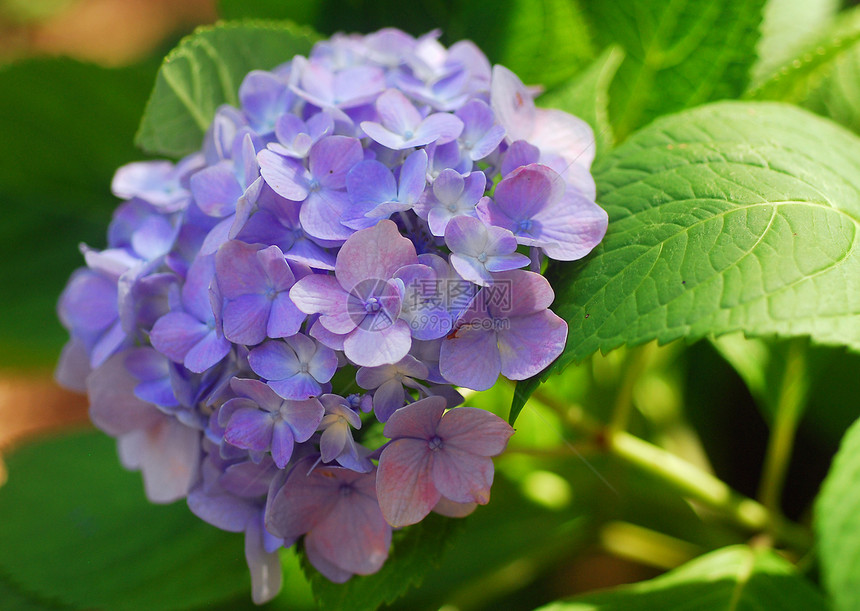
[532,192,609,261]
[258,150,309,201]
[225,408,274,452]
[432,447,494,504]
[490,65,535,142]
[370,379,406,423]
[310,480,391,575]
[222,293,270,345]
[310,136,363,189]
[432,496,478,518]
[190,162,242,217]
[290,274,355,334]
[532,107,596,169]
[304,537,354,583]
[343,320,412,367]
[267,292,305,339]
[299,189,354,241]
[257,245,295,289]
[383,395,445,440]
[87,350,162,435]
[376,438,440,527]
[184,331,231,373]
[335,220,418,291]
[271,420,296,468]
[245,517,283,604]
[55,339,92,392]
[437,407,515,456]
[265,461,334,540]
[439,326,501,391]
[497,309,567,380]
[117,416,200,503]
[216,241,269,298]
[375,88,421,135]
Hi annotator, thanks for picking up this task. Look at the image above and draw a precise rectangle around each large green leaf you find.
[135,21,318,157]
[815,417,860,611]
[749,0,839,88]
[513,102,860,422]
[749,5,860,134]
[535,545,828,610]
[0,58,157,368]
[0,431,251,610]
[583,0,766,139]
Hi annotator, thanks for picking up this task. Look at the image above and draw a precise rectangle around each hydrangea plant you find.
[55,27,607,603]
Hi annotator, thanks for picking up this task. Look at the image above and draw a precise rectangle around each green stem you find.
[756,340,809,518]
[608,430,812,550]
[609,343,657,433]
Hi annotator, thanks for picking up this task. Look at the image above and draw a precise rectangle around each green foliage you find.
[816,417,860,611]
[749,5,860,134]
[0,431,251,610]
[304,513,461,611]
[538,45,625,158]
[535,545,828,610]
[582,0,766,139]
[0,58,157,368]
[750,0,839,88]
[136,21,318,157]
[514,101,860,421]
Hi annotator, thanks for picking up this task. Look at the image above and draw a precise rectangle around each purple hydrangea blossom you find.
[266,457,392,582]
[219,378,324,468]
[376,396,514,527]
[56,27,608,601]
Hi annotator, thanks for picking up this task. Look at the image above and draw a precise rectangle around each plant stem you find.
[608,343,657,433]
[756,339,809,518]
[607,429,812,550]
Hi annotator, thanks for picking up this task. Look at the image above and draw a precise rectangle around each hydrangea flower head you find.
[56,27,607,603]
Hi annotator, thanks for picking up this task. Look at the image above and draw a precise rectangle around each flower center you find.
[365,297,381,313]
[477,252,488,263]
[299,363,309,374]
[518,218,533,233]
[308,178,321,192]
[428,435,443,451]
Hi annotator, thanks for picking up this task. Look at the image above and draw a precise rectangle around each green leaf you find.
[538,45,625,158]
[583,0,766,139]
[463,0,594,89]
[0,57,157,368]
[750,0,839,88]
[749,6,860,134]
[535,545,828,610]
[304,512,461,611]
[515,101,860,416]
[815,416,860,611]
[135,20,318,157]
[0,431,251,610]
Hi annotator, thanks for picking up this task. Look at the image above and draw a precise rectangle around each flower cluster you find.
[56,28,607,603]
